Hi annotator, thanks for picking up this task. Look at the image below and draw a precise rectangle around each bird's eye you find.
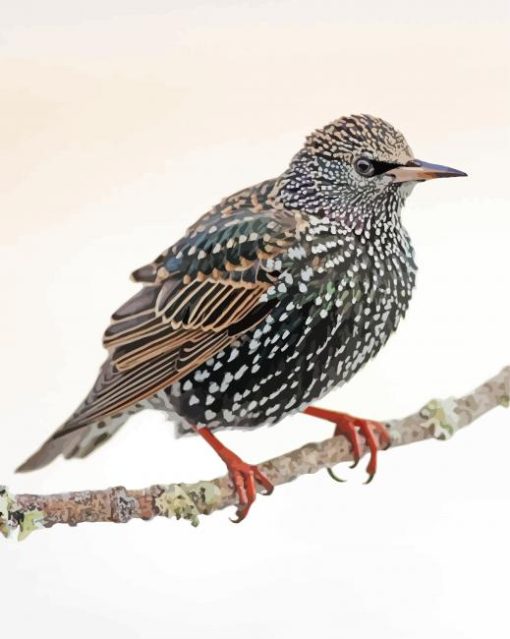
[354,157,375,177]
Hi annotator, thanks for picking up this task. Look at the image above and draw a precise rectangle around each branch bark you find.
[2,366,508,540]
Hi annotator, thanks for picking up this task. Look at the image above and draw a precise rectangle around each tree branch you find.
[2,366,508,540]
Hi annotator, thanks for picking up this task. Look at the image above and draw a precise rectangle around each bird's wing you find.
[65,207,303,427]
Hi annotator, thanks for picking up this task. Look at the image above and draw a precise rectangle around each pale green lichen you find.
[17,509,46,541]
[0,486,15,538]
[156,481,221,527]
[499,394,509,409]
[189,481,222,511]
[419,397,461,440]
[0,486,46,541]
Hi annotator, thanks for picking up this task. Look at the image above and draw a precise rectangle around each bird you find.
[17,114,467,521]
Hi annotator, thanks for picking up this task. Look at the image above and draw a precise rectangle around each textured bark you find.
[1,366,508,539]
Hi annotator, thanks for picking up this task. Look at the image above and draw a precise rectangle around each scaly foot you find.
[193,425,273,522]
[223,453,274,523]
[303,407,391,482]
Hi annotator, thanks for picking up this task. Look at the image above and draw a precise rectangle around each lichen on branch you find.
[1,366,508,540]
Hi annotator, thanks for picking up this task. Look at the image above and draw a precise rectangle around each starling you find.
[18,114,466,521]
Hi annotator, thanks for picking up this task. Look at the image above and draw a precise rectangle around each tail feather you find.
[16,428,86,472]
[16,410,134,473]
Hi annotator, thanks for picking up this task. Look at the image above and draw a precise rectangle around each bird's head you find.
[278,114,466,230]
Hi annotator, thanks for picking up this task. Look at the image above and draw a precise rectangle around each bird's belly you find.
[157,293,402,433]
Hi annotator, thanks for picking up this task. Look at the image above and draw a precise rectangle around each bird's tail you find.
[15,411,132,473]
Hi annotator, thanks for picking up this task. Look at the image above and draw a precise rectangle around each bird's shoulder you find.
[102,180,310,372]
[130,179,307,286]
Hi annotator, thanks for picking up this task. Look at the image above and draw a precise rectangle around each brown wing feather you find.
[36,203,303,438]
[67,276,274,426]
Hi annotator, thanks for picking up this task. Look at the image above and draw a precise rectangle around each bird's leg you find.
[303,407,391,483]
[192,426,273,523]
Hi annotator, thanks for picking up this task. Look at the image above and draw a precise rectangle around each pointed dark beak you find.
[386,159,468,183]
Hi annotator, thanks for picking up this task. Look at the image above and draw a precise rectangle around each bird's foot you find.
[193,425,273,522]
[223,452,274,523]
[304,407,391,482]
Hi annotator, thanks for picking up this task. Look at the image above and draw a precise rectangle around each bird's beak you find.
[386,159,468,183]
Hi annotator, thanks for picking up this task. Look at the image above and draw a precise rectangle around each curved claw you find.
[227,464,274,524]
[230,507,250,524]
[230,472,273,522]
[327,467,346,482]
[194,426,274,522]
[304,407,388,483]
[254,468,275,496]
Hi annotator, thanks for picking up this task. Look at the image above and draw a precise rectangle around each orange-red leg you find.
[303,406,391,483]
[193,426,273,522]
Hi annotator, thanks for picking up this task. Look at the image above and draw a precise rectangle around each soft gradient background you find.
[1,2,509,638]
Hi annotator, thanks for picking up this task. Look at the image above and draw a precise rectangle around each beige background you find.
[1,2,509,638]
